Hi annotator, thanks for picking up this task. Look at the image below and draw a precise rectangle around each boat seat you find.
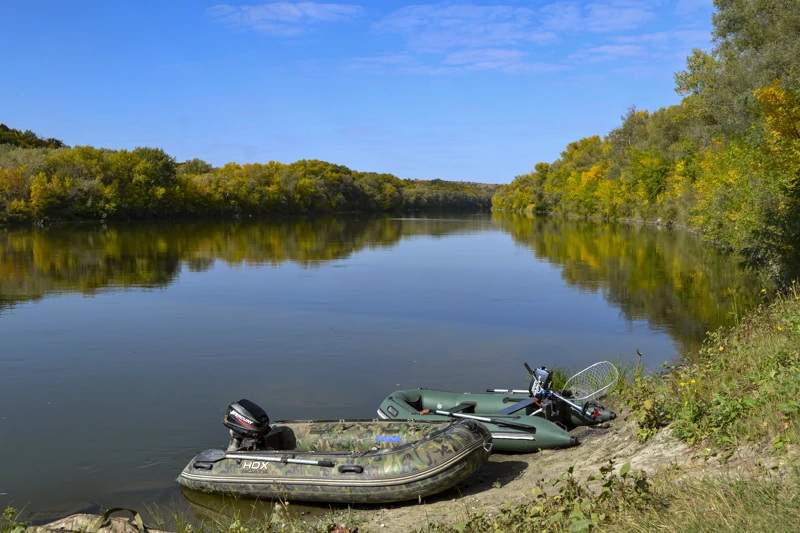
[496,398,538,415]
[447,402,476,414]
[263,425,297,450]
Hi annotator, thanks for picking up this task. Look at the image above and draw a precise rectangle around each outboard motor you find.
[529,366,553,397]
[223,399,270,451]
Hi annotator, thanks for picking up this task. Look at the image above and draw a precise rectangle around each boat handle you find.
[193,462,214,470]
[338,465,364,474]
[88,508,147,533]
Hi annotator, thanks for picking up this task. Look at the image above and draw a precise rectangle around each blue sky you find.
[2,1,715,183]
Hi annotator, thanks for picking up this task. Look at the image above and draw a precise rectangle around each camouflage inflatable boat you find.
[177,399,492,504]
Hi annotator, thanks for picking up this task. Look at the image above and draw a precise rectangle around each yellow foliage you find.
[596,178,623,218]
[754,80,800,172]
[664,161,690,204]
[7,198,27,215]
[0,167,26,206]
[29,172,55,216]
[755,81,800,142]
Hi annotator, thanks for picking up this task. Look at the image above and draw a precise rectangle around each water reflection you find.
[493,214,767,350]
[181,487,276,527]
[0,216,487,308]
[180,487,342,530]
[1,214,765,351]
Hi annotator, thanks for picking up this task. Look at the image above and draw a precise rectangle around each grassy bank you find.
[413,465,800,533]
[617,284,800,453]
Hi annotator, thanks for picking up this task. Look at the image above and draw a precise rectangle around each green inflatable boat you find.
[377,362,618,451]
[377,389,578,452]
[486,362,618,429]
[177,399,492,504]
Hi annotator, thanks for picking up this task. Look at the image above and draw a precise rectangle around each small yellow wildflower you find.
[777,326,783,331]
[691,379,696,384]
[719,346,724,352]
[680,382,686,387]
[685,401,688,407]
[762,288,767,293]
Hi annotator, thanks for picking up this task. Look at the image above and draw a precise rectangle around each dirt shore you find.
[345,416,789,533]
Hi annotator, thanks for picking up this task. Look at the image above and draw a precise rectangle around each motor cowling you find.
[224,399,270,438]
[529,366,553,397]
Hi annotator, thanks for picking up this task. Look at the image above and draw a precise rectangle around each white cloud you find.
[369,1,662,74]
[537,2,582,32]
[568,26,711,65]
[444,48,527,67]
[444,49,565,73]
[502,62,569,74]
[350,53,415,66]
[571,44,648,61]
[539,1,655,33]
[611,29,712,60]
[373,5,553,52]
[613,30,710,46]
[583,2,654,32]
[209,2,361,35]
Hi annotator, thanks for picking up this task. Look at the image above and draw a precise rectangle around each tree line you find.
[492,0,800,278]
[0,125,497,222]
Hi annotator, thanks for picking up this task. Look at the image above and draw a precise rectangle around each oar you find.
[432,409,537,432]
[225,452,335,467]
[486,389,599,420]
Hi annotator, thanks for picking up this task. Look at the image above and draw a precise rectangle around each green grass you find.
[609,472,800,533]
[1,502,360,533]
[415,461,656,533]
[410,466,800,533]
[615,284,800,452]
[144,500,361,533]
[2,507,26,533]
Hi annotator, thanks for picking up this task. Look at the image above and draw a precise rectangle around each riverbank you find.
[403,285,800,531]
[4,289,798,533]
[9,420,797,533]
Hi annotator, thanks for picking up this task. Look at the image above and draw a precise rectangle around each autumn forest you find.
[2,0,799,278]
[493,0,800,276]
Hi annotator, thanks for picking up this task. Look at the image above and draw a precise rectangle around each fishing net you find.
[562,361,619,402]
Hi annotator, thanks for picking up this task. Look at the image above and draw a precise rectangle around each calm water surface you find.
[0,214,763,521]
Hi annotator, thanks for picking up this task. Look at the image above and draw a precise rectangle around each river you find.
[0,214,765,522]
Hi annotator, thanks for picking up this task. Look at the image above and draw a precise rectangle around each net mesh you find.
[562,361,619,402]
